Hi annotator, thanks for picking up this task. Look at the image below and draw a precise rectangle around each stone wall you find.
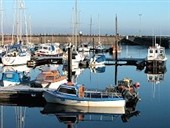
[0,34,123,45]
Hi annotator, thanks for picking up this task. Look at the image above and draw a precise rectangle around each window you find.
[45,76,54,81]
[149,50,153,53]
[58,87,76,95]
[5,74,13,79]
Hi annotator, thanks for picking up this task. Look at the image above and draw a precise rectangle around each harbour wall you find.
[0,35,123,45]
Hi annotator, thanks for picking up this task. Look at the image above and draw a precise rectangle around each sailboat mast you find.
[74,0,78,49]
[15,0,26,43]
[89,16,92,43]
[98,14,101,45]
[0,0,4,45]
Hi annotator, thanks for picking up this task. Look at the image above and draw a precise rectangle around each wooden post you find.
[67,46,72,82]
[115,14,118,85]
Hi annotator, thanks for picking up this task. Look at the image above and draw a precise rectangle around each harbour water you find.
[0,44,170,128]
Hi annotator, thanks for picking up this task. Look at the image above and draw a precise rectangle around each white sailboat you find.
[63,0,85,68]
[1,0,31,66]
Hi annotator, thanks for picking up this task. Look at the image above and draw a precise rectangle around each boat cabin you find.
[56,84,85,98]
[35,43,62,56]
[1,71,30,86]
[2,71,23,82]
[147,43,167,61]
[36,70,65,83]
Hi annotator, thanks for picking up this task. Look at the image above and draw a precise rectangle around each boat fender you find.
[79,85,85,98]
[134,82,140,88]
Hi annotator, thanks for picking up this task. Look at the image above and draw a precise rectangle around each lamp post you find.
[79,31,82,46]
[139,14,142,37]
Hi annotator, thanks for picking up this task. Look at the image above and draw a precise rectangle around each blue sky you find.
[2,0,170,36]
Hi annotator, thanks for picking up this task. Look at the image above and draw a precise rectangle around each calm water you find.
[0,45,170,128]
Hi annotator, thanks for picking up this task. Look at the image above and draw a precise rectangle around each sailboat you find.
[95,15,105,53]
[63,0,85,68]
[109,15,122,54]
[1,0,31,66]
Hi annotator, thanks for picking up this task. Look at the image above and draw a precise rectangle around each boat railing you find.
[84,90,122,99]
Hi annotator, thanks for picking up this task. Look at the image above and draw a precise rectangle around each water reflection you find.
[145,66,167,84]
[89,66,106,73]
[0,100,45,128]
[0,98,139,128]
[41,104,124,128]
[41,97,140,127]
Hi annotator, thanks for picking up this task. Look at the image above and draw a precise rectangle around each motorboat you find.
[0,70,30,87]
[34,43,63,56]
[30,69,67,89]
[43,82,125,107]
[146,43,167,66]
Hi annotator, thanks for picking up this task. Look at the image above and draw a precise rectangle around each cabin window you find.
[160,50,163,53]
[43,47,48,50]
[58,87,76,95]
[149,76,153,81]
[149,50,153,53]
[51,45,55,51]
[4,74,13,79]
[45,76,54,80]
[155,50,158,53]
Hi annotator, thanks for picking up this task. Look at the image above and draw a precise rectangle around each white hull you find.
[43,91,126,107]
[2,55,31,66]
[78,47,90,52]
[3,81,20,87]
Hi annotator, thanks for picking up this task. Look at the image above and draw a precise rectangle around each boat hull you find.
[43,91,126,107]
[2,55,31,66]
[3,81,20,87]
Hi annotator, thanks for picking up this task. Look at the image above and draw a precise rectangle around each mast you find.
[0,0,4,45]
[15,0,26,43]
[90,16,92,43]
[98,14,101,45]
[74,0,78,49]
[115,14,118,85]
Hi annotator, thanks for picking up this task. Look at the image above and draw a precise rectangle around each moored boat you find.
[146,43,167,66]
[43,82,125,107]
[30,69,67,89]
[89,54,106,67]
[1,43,31,66]
[0,70,30,87]
[78,42,92,52]
[34,43,63,57]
